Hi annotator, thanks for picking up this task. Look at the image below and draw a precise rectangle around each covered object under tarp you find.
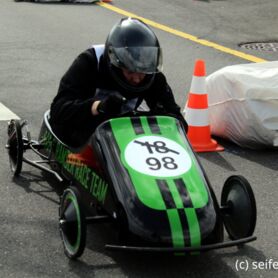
[206,61,278,149]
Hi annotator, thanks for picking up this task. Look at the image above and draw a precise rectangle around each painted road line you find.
[98,2,267,63]
[0,102,20,120]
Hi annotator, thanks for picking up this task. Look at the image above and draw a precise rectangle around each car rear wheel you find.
[6,119,23,176]
[59,187,86,259]
[221,175,256,240]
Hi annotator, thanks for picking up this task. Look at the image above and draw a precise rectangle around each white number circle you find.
[124,136,192,177]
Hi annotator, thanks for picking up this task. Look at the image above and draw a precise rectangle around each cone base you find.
[191,138,224,153]
[187,125,224,153]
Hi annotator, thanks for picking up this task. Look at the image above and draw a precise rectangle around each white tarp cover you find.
[206,61,278,149]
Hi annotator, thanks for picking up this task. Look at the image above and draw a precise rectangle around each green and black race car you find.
[6,110,257,258]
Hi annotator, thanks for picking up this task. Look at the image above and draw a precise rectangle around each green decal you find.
[167,209,184,247]
[140,116,152,134]
[90,173,108,204]
[166,180,184,209]
[64,159,75,174]
[185,208,201,247]
[75,166,90,190]
[56,143,70,164]
[183,170,208,208]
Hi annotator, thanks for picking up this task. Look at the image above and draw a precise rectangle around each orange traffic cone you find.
[184,59,224,152]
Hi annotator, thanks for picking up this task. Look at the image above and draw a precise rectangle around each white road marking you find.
[0,102,20,121]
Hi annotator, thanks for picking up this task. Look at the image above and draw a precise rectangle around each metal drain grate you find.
[239,42,278,52]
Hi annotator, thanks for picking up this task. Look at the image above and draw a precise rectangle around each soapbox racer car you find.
[6,110,257,258]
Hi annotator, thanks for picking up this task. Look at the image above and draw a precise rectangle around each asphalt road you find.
[1,0,278,277]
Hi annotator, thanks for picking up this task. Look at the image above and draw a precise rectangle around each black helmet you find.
[104,17,163,93]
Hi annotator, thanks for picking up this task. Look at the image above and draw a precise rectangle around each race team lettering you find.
[50,140,108,204]
[90,172,108,204]
[55,143,69,165]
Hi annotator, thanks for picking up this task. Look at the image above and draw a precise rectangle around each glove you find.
[97,92,126,116]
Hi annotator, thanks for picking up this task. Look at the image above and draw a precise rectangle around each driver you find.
[50,17,187,147]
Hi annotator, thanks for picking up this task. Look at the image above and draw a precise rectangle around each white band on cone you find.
[189,76,206,95]
[184,108,209,126]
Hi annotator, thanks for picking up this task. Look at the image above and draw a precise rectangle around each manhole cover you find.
[239,42,278,52]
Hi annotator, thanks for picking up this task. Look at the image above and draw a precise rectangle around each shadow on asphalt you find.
[11,170,65,204]
[197,137,278,171]
[63,222,264,278]
[69,230,265,278]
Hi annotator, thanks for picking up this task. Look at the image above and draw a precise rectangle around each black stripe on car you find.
[174,178,193,208]
[157,180,176,209]
[131,117,145,135]
[178,208,191,245]
[147,117,161,134]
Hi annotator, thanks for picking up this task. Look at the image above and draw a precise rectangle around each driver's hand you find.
[97,93,126,116]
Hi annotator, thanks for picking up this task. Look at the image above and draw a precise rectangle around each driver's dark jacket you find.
[50,48,185,147]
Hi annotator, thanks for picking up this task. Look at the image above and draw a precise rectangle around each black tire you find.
[59,187,86,259]
[7,119,23,176]
[221,175,257,240]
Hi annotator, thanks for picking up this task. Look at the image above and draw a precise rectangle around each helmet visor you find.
[108,46,163,74]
